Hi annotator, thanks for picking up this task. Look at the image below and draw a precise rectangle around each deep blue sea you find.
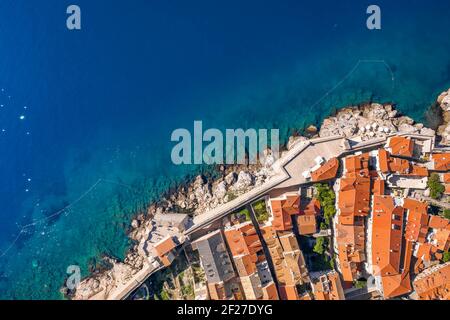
[0,0,449,299]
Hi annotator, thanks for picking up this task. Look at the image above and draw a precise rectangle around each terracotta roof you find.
[262,282,279,300]
[296,215,317,235]
[208,282,227,300]
[270,194,300,231]
[389,157,411,174]
[372,178,386,196]
[154,236,177,266]
[301,198,321,216]
[378,149,390,173]
[409,165,429,177]
[433,228,450,252]
[379,148,428,177]
[311,157,340,182]
[378,149,412,174]
[336,223,365,283]
[345,153,370,176]
[233,254,257,277]
[380,240,413,299]
[413,262,450,300]
[372,195,404,277]
[446,184,450,195]
[224,222,265,280]
[381,273,412,299]
[260,227,308,288]
[338,176,371,225]
[387,136,414,157]
[414,243,433,274]
[312,271,345,300]
[428,215,450,230]
[444,173,450,183]
[432,153,450,172]
[403,199,429,243]
[335,153,370,283]
[224,222,262,258]
[278,285,299,300]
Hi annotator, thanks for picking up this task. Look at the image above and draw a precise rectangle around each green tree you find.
[315,184,337,226]
[160,289,170,300]
[354,279,367,289]
[443,251,450,263]
[443,209,450,220]
[428,173,445,200]
[252,200,270,223]
[313,237,326,255]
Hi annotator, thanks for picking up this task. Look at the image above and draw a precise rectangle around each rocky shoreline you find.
[68,88,450,300]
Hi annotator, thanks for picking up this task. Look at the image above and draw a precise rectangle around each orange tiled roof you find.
[433,228,450,252]
[224,222,262,258]
[233,254,257,276]
[446,184,450,195]
[301,198,321,216]
[261,282,279,300]
[428,215,450,230]
[312,271,345,300]
[379,149,427,176]
[336,223,366,283]
[387,136,414,157]
[372,178,386,196]
[414,243,433,274]
[444,173,450,183]
[403,199,429,243]
[296,215,317,235]
[338,176,371,225]
[388,157,411,174]
[409,165,429,177]
[372,195,404,277]
[278,285,299,300]
[154,236,176,256]
[381,273,412,299]
[378,149,390,173]
[261,226,308,288]
[413,262,450,300]
[432,153,450,172]
[380,240,413,299]
[270,194,300,231]
[345,153,370,176]
[311,157,340,182]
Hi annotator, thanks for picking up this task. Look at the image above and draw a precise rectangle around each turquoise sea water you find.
[0,0,450,299]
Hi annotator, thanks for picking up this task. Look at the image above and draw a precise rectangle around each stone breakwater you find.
[69,88,450,300]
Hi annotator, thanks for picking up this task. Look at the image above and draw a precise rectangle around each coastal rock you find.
[319,103,408,140]
[305,125,318,137]
[438,89,450,111]
[131,219,139,229]
[232,171,254,191]
[420,127,436,136]
[437,88,450,145]
[262,148,276,168]
[193,175,206,188]
[213,181,228,200]
[224,172,237,185]
[287,135,307,150]
[398,123,417,133]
